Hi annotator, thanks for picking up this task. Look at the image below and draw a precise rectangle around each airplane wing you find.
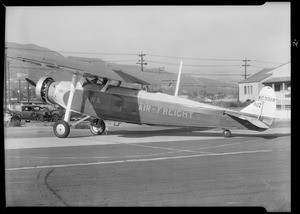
[106,63,167,85]
[7,53,162,85]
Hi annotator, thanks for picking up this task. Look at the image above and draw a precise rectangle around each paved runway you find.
[4,123,290,210]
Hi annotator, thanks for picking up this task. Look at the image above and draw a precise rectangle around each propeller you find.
[25,78,36,87]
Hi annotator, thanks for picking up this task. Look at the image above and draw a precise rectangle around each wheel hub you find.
[92,126,103,132]
[56,124,66,135]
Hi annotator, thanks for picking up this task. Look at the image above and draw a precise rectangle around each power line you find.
[250,65,269,69]
[251,59,283,65]
[6,46,286,65]
[148,60,242,67]
[147,54,242,61]
[185,73,248,76]
[107,60,137,63]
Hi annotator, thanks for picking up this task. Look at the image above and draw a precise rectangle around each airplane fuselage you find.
[48,81,248,130]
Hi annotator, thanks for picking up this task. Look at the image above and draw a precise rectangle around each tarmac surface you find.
[4,121,291,210]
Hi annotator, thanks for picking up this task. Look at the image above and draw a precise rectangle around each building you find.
[239,62,290,119]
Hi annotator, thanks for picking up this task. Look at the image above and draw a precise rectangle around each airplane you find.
[7,53,277,138]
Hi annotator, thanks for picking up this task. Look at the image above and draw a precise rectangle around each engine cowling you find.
[35,76,55,104]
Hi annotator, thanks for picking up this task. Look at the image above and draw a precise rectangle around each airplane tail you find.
[240,86,277,129]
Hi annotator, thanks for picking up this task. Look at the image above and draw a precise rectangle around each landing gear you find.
[223,129,232,138]
[52,74,78,138]
[53,120,70,138]
[90,119,106,135]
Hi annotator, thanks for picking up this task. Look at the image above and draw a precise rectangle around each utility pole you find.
[4,48,7,110]
[18,79,21,103]
[136,52,148,71]
[27,82,30,103]
[7,61,11,109]
[242,57,251,79]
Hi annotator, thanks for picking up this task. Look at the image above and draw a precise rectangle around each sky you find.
[5,3,290,82]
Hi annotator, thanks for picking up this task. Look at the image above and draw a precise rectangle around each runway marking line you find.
[193,139,259,150]
[5,148,290,171]
[118,141,216,154]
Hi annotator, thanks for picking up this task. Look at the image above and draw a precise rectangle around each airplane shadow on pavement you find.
[96,127,290,139]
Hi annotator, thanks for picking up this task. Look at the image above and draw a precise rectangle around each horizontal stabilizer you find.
[225,112,269,131]
[225,86,276,131]
[242,115,269,129]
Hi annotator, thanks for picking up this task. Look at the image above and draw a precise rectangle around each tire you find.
[53,120,70,138]
[30,112,38,120]
[90,119,106,135]
[223,129,232,138]
[37,115,44,122]
[51,114,59,122]
[12,115,21,123]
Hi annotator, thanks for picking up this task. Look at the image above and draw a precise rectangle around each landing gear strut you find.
[223,129,232,138]
[90,119,106,135]
[53,74,78,138]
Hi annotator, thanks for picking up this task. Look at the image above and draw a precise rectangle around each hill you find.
[5,42,238,98]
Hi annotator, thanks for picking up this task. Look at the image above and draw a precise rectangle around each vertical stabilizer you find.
[240,86,276,127]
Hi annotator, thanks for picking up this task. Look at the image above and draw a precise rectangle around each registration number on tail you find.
[258,96,276,102]
[253,101,263,108]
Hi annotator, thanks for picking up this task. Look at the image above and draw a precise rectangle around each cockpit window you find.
[82,76,121,88]
[109,80,121,86]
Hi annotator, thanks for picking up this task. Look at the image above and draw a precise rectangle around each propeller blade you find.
[25,78,36,87]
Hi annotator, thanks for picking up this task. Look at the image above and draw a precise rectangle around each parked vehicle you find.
[50,106,65,122]
[4,109,22,126]
[10,104,83,123]
[19,105,52,122]
[51,106,83,121]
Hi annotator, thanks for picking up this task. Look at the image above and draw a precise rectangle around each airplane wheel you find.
[90,119,106,135]
[223,129,232,138]
[53,120,70,138]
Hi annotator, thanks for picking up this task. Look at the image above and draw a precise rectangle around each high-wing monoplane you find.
[7,53,277,138]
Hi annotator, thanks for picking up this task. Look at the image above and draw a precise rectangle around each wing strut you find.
[64,73,79,122]
[70,115,91,127]
[100,80,110,92]
[174,60,183,97]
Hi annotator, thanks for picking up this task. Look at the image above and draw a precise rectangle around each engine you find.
[35,76,55,104]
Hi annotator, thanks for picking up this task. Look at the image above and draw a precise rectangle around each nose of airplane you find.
[35,76,55,103]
